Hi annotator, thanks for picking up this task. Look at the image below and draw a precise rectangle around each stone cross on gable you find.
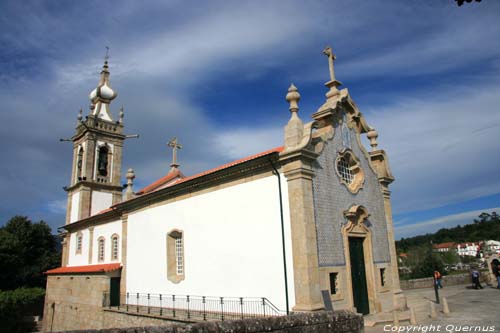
[168,137,182,169]
[322,47,337,82]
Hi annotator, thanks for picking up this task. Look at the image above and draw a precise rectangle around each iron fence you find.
[103,292,285,321]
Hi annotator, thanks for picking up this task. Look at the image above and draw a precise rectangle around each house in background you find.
[456,242,481,257]
[432,242,456,253]
[43,48,405,332]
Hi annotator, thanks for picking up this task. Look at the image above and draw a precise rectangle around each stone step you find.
[364,311,411,327]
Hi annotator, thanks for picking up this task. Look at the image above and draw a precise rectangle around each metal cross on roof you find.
[105,46,110,62]
[167,137,182,169]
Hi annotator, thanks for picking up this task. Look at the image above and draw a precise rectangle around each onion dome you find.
[89,60,117,103]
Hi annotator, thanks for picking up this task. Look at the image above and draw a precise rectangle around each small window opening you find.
[380,268,386,287]
[76,232,82,254]
[337,156,354,184]
[111,235,119,260]
[98,237,105,262]
[77,147,84,180]
[329,272,338,295]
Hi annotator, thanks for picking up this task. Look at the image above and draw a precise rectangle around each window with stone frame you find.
[97,145,110,177]
[97,237,105,262]
[166,230,185,283]
[329,272,339,295]
[76,232,83,254]
[76,146,84,181]
[380,268,386,287]
[111,234,119,261]
[335,149,364,193]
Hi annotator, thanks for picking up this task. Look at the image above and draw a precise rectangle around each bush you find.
[0,288,45,333]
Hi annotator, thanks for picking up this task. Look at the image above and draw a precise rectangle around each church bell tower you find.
[65,58,125,224]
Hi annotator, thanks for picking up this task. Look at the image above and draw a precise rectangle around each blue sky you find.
[1,1,499,239]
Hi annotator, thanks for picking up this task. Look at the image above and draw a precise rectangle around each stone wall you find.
[42,274,180,332]
[52,310,363,333]
[401,273,488,290]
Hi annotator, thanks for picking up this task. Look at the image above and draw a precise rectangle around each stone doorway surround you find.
[342,205,378,315]
[487,254,499,286]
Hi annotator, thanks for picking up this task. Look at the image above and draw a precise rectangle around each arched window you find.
[76,232,83,254]
[97,145,109,176]
[167,230,184,283]
[97,237,105,262]
[111,234,119,260]
[76,147,84,181]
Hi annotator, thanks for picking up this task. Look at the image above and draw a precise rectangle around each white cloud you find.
[1,0,500,231]
[213,126,282,160]
[365,78,500,213]
[47,199,67,214]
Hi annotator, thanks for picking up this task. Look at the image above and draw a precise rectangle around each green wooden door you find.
[349,237,369,314]
[110,277,121,307]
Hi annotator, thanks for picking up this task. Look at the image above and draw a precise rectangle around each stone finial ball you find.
[367,129,378,140]
[126,168,135,180]
[286,83,301,103]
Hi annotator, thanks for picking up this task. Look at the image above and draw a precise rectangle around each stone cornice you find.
[65,181,123,193]
[63,208,121,232]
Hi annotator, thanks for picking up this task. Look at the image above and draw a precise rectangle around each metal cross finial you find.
[167,137,182,169]
[322,47,337,82]
[105,46,110,62]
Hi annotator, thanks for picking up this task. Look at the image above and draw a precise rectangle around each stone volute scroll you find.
[343,205,370,232]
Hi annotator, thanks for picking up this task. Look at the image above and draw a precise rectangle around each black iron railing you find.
[103,292,285,321]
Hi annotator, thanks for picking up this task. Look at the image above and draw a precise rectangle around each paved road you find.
[366,285,500,332]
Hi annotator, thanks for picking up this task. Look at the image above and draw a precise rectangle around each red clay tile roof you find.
[137,146,284,196]
[173,146,284,186]
[433,242,456,249]
[136,169,183,195]
[67,147,284,224]
[45,263,121,275]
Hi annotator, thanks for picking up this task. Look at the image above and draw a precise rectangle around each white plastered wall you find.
[92,220,122,264]
[126,174,295,312]
[67,228,90,266]
[91,191,113,216]
[70,191,81,223]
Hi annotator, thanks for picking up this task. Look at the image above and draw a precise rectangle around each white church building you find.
[43,48,404,332]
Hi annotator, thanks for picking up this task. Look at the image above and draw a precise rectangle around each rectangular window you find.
[329,273,338,295]
[98,238,105,262]
[175,237,184,275]
[112,236,119,260]
[380,268,386,287]
[76,233,82,254]
[167,230,185,283]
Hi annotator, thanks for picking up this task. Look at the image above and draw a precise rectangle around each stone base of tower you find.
[42,273,178,332]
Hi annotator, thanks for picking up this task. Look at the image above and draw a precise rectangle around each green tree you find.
[410,248,445,279]
[0,216,60,290]
[440,250,460,266]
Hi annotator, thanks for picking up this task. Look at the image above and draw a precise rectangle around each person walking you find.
[471,267,483,289]
[434,270,443,289]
